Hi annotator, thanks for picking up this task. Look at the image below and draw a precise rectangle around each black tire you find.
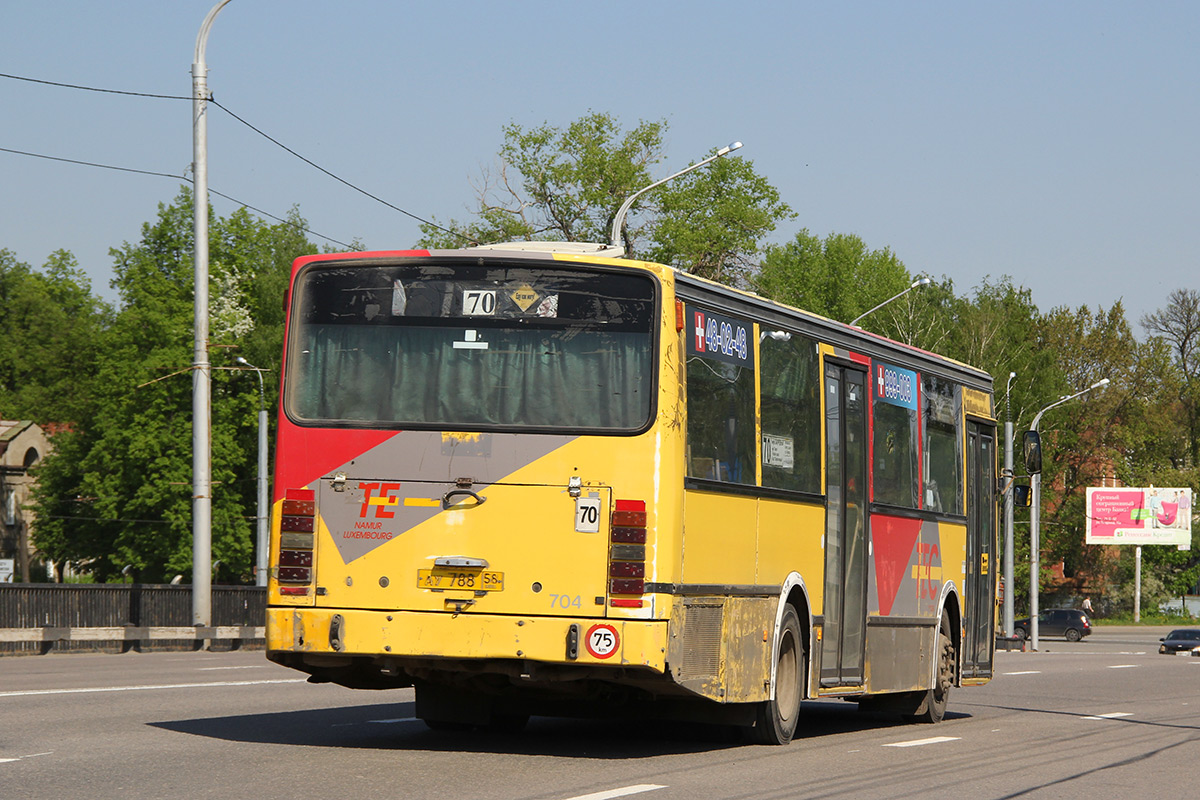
[1065,628,1082,642]
[751,605,805,745]
[904,618,954,724]
[1013,627,1027,641]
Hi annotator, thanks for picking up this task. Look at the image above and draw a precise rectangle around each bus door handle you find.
[442,488,486,510]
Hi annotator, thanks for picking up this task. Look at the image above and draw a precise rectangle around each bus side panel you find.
[681,490,757,585]
[863,625,928,692]
[666,596,774,703]
[864,514,966,693]
[756,498,824,603]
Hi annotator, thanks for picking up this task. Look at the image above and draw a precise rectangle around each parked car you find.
[1159,628,1200,654]
[1013,608,1091,641]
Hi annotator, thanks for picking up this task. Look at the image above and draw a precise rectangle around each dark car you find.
[1013,608,1091,642]
[1159,628,1200,654]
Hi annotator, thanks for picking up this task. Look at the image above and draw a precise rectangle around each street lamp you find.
[192,0,233,629]
[1003,371,1016,638]
[850,277,932,327]
[609,141,742,256]
[236,357,269,588]
[1028,377,1110,650]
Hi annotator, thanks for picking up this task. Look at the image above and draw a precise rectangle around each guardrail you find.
[0,584,266,655]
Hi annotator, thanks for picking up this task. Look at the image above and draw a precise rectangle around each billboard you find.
[1086,487,1193,546]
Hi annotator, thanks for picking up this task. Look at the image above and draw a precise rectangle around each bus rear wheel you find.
[750,605,804,745]
[904,618,954,724]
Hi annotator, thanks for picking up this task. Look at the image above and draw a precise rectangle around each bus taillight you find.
[609,500,647,607]
[278,488,316,593]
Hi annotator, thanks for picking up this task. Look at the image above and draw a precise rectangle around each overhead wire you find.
[0,145,357,250]
[0,70,472,244]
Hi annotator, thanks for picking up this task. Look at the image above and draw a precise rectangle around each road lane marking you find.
[1107,665,1138,669]
[331,717,419,728]
[197,665,269,671]
[0,752,53,764]
[563,785,667,800]
[1003,670,1041,675]
[0,679,306,698]
[1081,712,1133,720]
[883,736,960,748]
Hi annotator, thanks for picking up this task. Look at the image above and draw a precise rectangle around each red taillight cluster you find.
[609,499,647,608]
[278,488,315,596]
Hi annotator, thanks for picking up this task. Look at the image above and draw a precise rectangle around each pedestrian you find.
[1082,596,1094,615]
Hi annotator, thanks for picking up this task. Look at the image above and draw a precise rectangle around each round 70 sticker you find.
[585,624,620,659]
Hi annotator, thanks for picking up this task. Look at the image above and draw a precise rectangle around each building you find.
[0,420,50,583]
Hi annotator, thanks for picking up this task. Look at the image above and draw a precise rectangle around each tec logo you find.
[358,482,400,518]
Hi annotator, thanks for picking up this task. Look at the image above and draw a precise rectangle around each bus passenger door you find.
[963,423,997,678]
[821,363,868,687]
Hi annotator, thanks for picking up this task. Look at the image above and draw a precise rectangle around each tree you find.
[1029,303,1137,597]
[648,153,792,283]
[752,229,912,322]
[29,189,318,583]
[0,249,112,424]
[1141,288,1200,466]
[418,112,792,285]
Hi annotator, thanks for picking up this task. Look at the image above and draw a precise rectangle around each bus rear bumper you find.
[266,606,668,673]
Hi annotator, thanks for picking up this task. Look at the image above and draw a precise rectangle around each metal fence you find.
[0,584,266,655]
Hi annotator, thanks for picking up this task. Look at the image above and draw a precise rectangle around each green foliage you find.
[650,153,792,283]
[752,229,911,322]
[419,113,665,249]
[27,188,318,583]
[0,248,112,423]
[418,112,792,285]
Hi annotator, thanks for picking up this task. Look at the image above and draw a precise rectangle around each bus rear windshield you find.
[286,261,657,431]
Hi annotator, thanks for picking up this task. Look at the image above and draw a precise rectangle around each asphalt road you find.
[1,627,1196,800]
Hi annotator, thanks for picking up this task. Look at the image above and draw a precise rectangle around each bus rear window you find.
[286,262,656,431]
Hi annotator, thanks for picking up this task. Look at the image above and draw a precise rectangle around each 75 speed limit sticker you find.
[585,623,620,659]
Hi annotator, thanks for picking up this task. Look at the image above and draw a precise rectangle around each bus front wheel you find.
[751,605,804,745]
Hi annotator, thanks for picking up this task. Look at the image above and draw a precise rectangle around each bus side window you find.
[922,376,962,515]
[686,349,755,485]
[873,401,919,508]
[759,332,821,494]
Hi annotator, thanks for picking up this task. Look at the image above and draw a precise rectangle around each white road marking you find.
[331,717,419,728]
[0,679,306,698]
[1107,665,1138,669]
[1081,712,1133,720]
[883,736,960,748]
[0,752,53,764]
[562,785,667,800]
[197,665,268,671]
[1003,670,1041,675]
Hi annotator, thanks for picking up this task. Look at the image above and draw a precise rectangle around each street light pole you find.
[850,277,933,327]
[609,141,742,256]
[1028,377,1110,650]
[1003,371,1016,638]
[192,0,232,628]
[237,357,269,587]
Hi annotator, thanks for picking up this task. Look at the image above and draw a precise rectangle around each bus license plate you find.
[417,569,504,592]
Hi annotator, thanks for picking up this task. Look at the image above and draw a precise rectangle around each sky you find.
[2,1,1197,330]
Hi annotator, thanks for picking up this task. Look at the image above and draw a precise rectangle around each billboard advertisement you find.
[1085,487,1193,546]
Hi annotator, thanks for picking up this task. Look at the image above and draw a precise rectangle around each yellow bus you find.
[265,242,997,744]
